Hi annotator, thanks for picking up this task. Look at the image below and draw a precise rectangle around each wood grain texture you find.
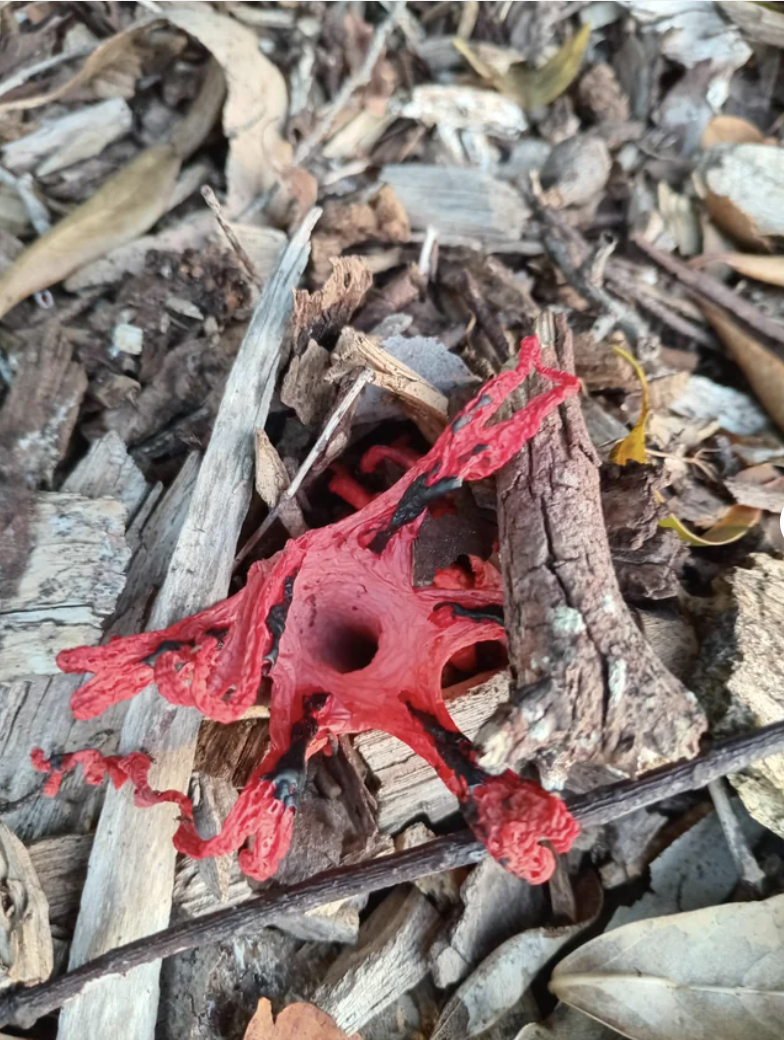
[55,210,320,1040]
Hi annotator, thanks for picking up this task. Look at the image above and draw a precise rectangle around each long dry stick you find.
[3,718,784,1029]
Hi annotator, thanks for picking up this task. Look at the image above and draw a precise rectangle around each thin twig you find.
[3,718,784,1029]
[234,367,375,569]
[632,234,784,355]
[201,186,261,288]
[294,2,405,165]
[708,778,766,890]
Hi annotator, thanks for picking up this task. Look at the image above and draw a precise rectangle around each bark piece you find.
[354,672,511,834]
[54,211,321,1040]
[311,185,410,283]
[62,431,149,521]
[280,339,336,428]
[476,318,704,785]
[292,256,373,353]
[27,834,91,932]
[601,462,688,600]
[311,886,442,1035]
[430,857,546,989]
[382,165,529,247]
[253,431,307,539]
[0,822,52,990]
[394,824,465,912]
[0,493,129,680]
[2,98,133,177]
[696,554,784,837]
[0,455,196,847]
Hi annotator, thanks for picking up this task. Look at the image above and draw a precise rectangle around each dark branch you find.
[3,719,784,1029]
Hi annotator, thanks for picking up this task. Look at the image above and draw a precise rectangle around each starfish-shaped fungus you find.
[34,337,581,884]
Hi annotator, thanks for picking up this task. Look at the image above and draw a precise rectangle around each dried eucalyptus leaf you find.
[550,895,784,1040]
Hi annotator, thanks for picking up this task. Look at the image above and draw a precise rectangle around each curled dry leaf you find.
[454,23,591,111]
[700,301,784,432]
[164,3,291,217]
[0,60,225,322]
[0,822,53,989]
[550,894,784,1040]
[243,998,361,1040]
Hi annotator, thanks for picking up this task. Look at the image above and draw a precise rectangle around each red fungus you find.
[39,337,581,884]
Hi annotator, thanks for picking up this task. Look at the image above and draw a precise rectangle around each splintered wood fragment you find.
[382,165,530,248]
[61,432,149,520]
[311,886,442,1034]
[0,822,53,989]
[4,718,784,1029]
[330,327,447,441]
[54,209,321,1040]
[0,493,129,681]
[476,314,705,784]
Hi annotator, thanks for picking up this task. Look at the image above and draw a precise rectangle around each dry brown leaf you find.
[164,3,291,217]
[692,251,784,288]
[550,894,784,1040]
[701,115,769,148]
[242,998,361,1040]
[0,61,224,321]
[0,20,154,112]
[701,301,784,431]
[454,23,591,111]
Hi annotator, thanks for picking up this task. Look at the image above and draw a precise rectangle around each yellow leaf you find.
[609,346,649,465]
[692,251,784,287]
[659,504,761,546]
[701,301,784,431]
[454,23,591,110]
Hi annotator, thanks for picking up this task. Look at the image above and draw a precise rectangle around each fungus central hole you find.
[320,621,379,673]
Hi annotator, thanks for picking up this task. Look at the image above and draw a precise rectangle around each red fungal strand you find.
[360,444,420,474]
[48,338,581,883]
[329,463,375,510]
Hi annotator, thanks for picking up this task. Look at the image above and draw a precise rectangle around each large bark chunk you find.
[476,318,704,787]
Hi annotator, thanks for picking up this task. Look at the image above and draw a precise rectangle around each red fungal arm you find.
[45,338,581,884]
